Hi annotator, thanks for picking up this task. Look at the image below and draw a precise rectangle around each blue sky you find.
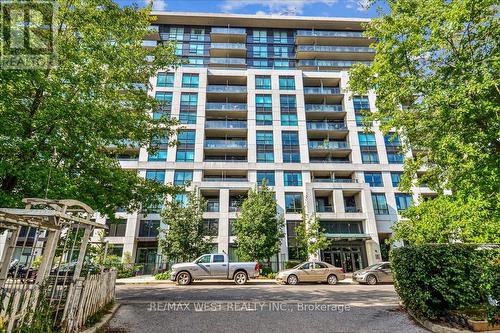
[114,0,384,18]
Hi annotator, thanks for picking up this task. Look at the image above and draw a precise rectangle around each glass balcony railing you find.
[205,120,247,129]
[307,122,347,130]
[305,104,343,112]
[297,30,365,38]
[209,58,246,66]
[204,140,248,149]
[316,205,334,213]
[203,177,248,182]
[345,206,362,213]
[207,85,247,93]
[309,141,348,149]
[211,43,246,50]
[312,178,357,183]
[205,102,247,112]
[211,27,246,35]
[299,60,372,68]
[310,158,350,163]
[297,45,374,53]
[303,87,341,95]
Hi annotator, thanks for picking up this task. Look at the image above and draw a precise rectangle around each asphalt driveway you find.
[104,280,427,333]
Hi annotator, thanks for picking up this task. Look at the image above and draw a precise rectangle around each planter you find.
[468,320,500,332]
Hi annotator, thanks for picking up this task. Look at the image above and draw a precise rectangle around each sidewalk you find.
[116,274,355,285]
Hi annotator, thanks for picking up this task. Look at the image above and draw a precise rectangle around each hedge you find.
[391,244,500,321]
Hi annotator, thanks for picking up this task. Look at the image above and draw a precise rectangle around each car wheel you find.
[327,274,338,285]
[366,274,377,285]
[176,271,191,285]
[234,271,248,285]
[287,274,299,285]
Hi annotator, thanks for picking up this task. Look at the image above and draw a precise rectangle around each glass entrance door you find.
[321,245,365,272]
[136,247,157,274]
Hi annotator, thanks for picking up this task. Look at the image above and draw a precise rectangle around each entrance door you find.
[342,250,354,272]
[136,248,157,274]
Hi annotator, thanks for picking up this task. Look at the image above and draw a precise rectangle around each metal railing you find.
[305,104,343,112]
[309,141,348,149]
[297,45,374,53]
[211,27,247,35]
[205,102,247,111]
[206,84,247,92]
[299,60,372,67]
[296,30,365,38]
[205,120,247,129]
[303,87,341,94]
[312,178,358,183]
[307,122,347,130]
[205,140,248,149]
[211,43,246,49]
[209,58,247,66]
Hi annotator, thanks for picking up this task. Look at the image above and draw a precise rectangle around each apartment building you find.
[98,12,435,274]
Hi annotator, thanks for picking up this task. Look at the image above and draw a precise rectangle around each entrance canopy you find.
[325,233,371,241]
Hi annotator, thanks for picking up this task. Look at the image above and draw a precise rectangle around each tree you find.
[294,212,330,261]
[348,0,500,242]
[0,0,180,217]
[159,192,214,262]
[233,184,285,263]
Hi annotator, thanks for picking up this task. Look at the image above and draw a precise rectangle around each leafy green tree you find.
[233,184,285,263]
[0,0,180,217]
[294,212,330,261]
[348,0,500,242]
[159,192,214,262]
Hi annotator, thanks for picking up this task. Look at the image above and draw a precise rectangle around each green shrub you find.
[284,260,301,269]
[264,272,277,279]
[154,271,171,280]
[391,244,500,322]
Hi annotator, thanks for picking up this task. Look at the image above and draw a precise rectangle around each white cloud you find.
[144,0,167,11]
[345,0,371,11]
[220,0,338,15]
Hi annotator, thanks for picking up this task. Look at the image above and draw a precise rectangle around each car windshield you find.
[365,264,381,270]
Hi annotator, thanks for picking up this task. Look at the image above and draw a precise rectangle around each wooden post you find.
[35,229,61,284]
[73,226,92,279]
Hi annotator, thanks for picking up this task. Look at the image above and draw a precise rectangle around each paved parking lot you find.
[105,280,427,333]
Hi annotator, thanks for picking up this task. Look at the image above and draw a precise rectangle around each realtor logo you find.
[0,0,57,69]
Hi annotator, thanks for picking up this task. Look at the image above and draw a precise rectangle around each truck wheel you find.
[234,271,248,285]
[176,271,191,285]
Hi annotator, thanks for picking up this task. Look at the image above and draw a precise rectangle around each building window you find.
[148,133,168,161]
[283,171,302,186]
[156,72,174,87]
[358,132,379,164]
[273,31,288,44]
[395,193,413,211]
[169,27,184,41]
[364,172,383,187]
[187,57,204,66]
[182,73,199,88]
[256,171,275,186]
[205,197,219,212]
[256,94,272,125]
[179,93,197,124]
[145,170,166,183]
[285,193,303,213]
[286,220,301,260]
[280,95,297,126]
[255,75,271,90]
[274,60,291,69]
[385,133,404,164]
[175,42,183,55]
[154,92,172,119]
[189,43,204,55]
[174,170,193,186]
[138,220,160,238]
[391,172,403,187]
[371,193,389,215]
[252,59,269,68]
[279,76,295,90]
[282,131,300,163]
[176,130,195,162]
[110,244,124,258]
[274,46,290,58]
[256,131,274,162]
[353,96,370,126]
[105,219,127,237]
[252,30,267,43]
[252,45,268,58]
[203,219,219,236]
[319,221,363,234]
[190,28,205,41]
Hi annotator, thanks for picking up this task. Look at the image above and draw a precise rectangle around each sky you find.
[113,0,385,18]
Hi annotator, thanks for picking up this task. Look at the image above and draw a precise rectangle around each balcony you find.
[310,157,350,163]
[304,87,341,95]
[296,45,375,61]
[297,30,365,38]
[305,104,343,112]
[210,27,246,43]
[205,102,247,113]
[312,178,357,183]
[211,27,246,35]
[210,43,246,57]
[205,120,247,129]
[207,85,247,93]
[299,59,372,69]
[204,155,247,162]
[307,121,347,131]
[209,57,246,68]
[204,139,247,149]
[345,206,362,213]
[309,141,348,150]
[296,29,371,46]
[203,176,248,182]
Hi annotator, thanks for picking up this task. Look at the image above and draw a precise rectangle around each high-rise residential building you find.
[99,12,435,274]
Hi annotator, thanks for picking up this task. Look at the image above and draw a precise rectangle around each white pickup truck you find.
[170,253,260,285]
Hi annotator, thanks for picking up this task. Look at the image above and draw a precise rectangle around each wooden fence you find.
[0,286,40,332]
[62,270,117,333]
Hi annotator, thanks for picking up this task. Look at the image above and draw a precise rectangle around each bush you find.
[154,271,171,280]
[284,260,301,269]
[391,244,500,322]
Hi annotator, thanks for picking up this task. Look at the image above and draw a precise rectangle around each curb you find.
[80,303,121,333]
[406,309,500,333]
